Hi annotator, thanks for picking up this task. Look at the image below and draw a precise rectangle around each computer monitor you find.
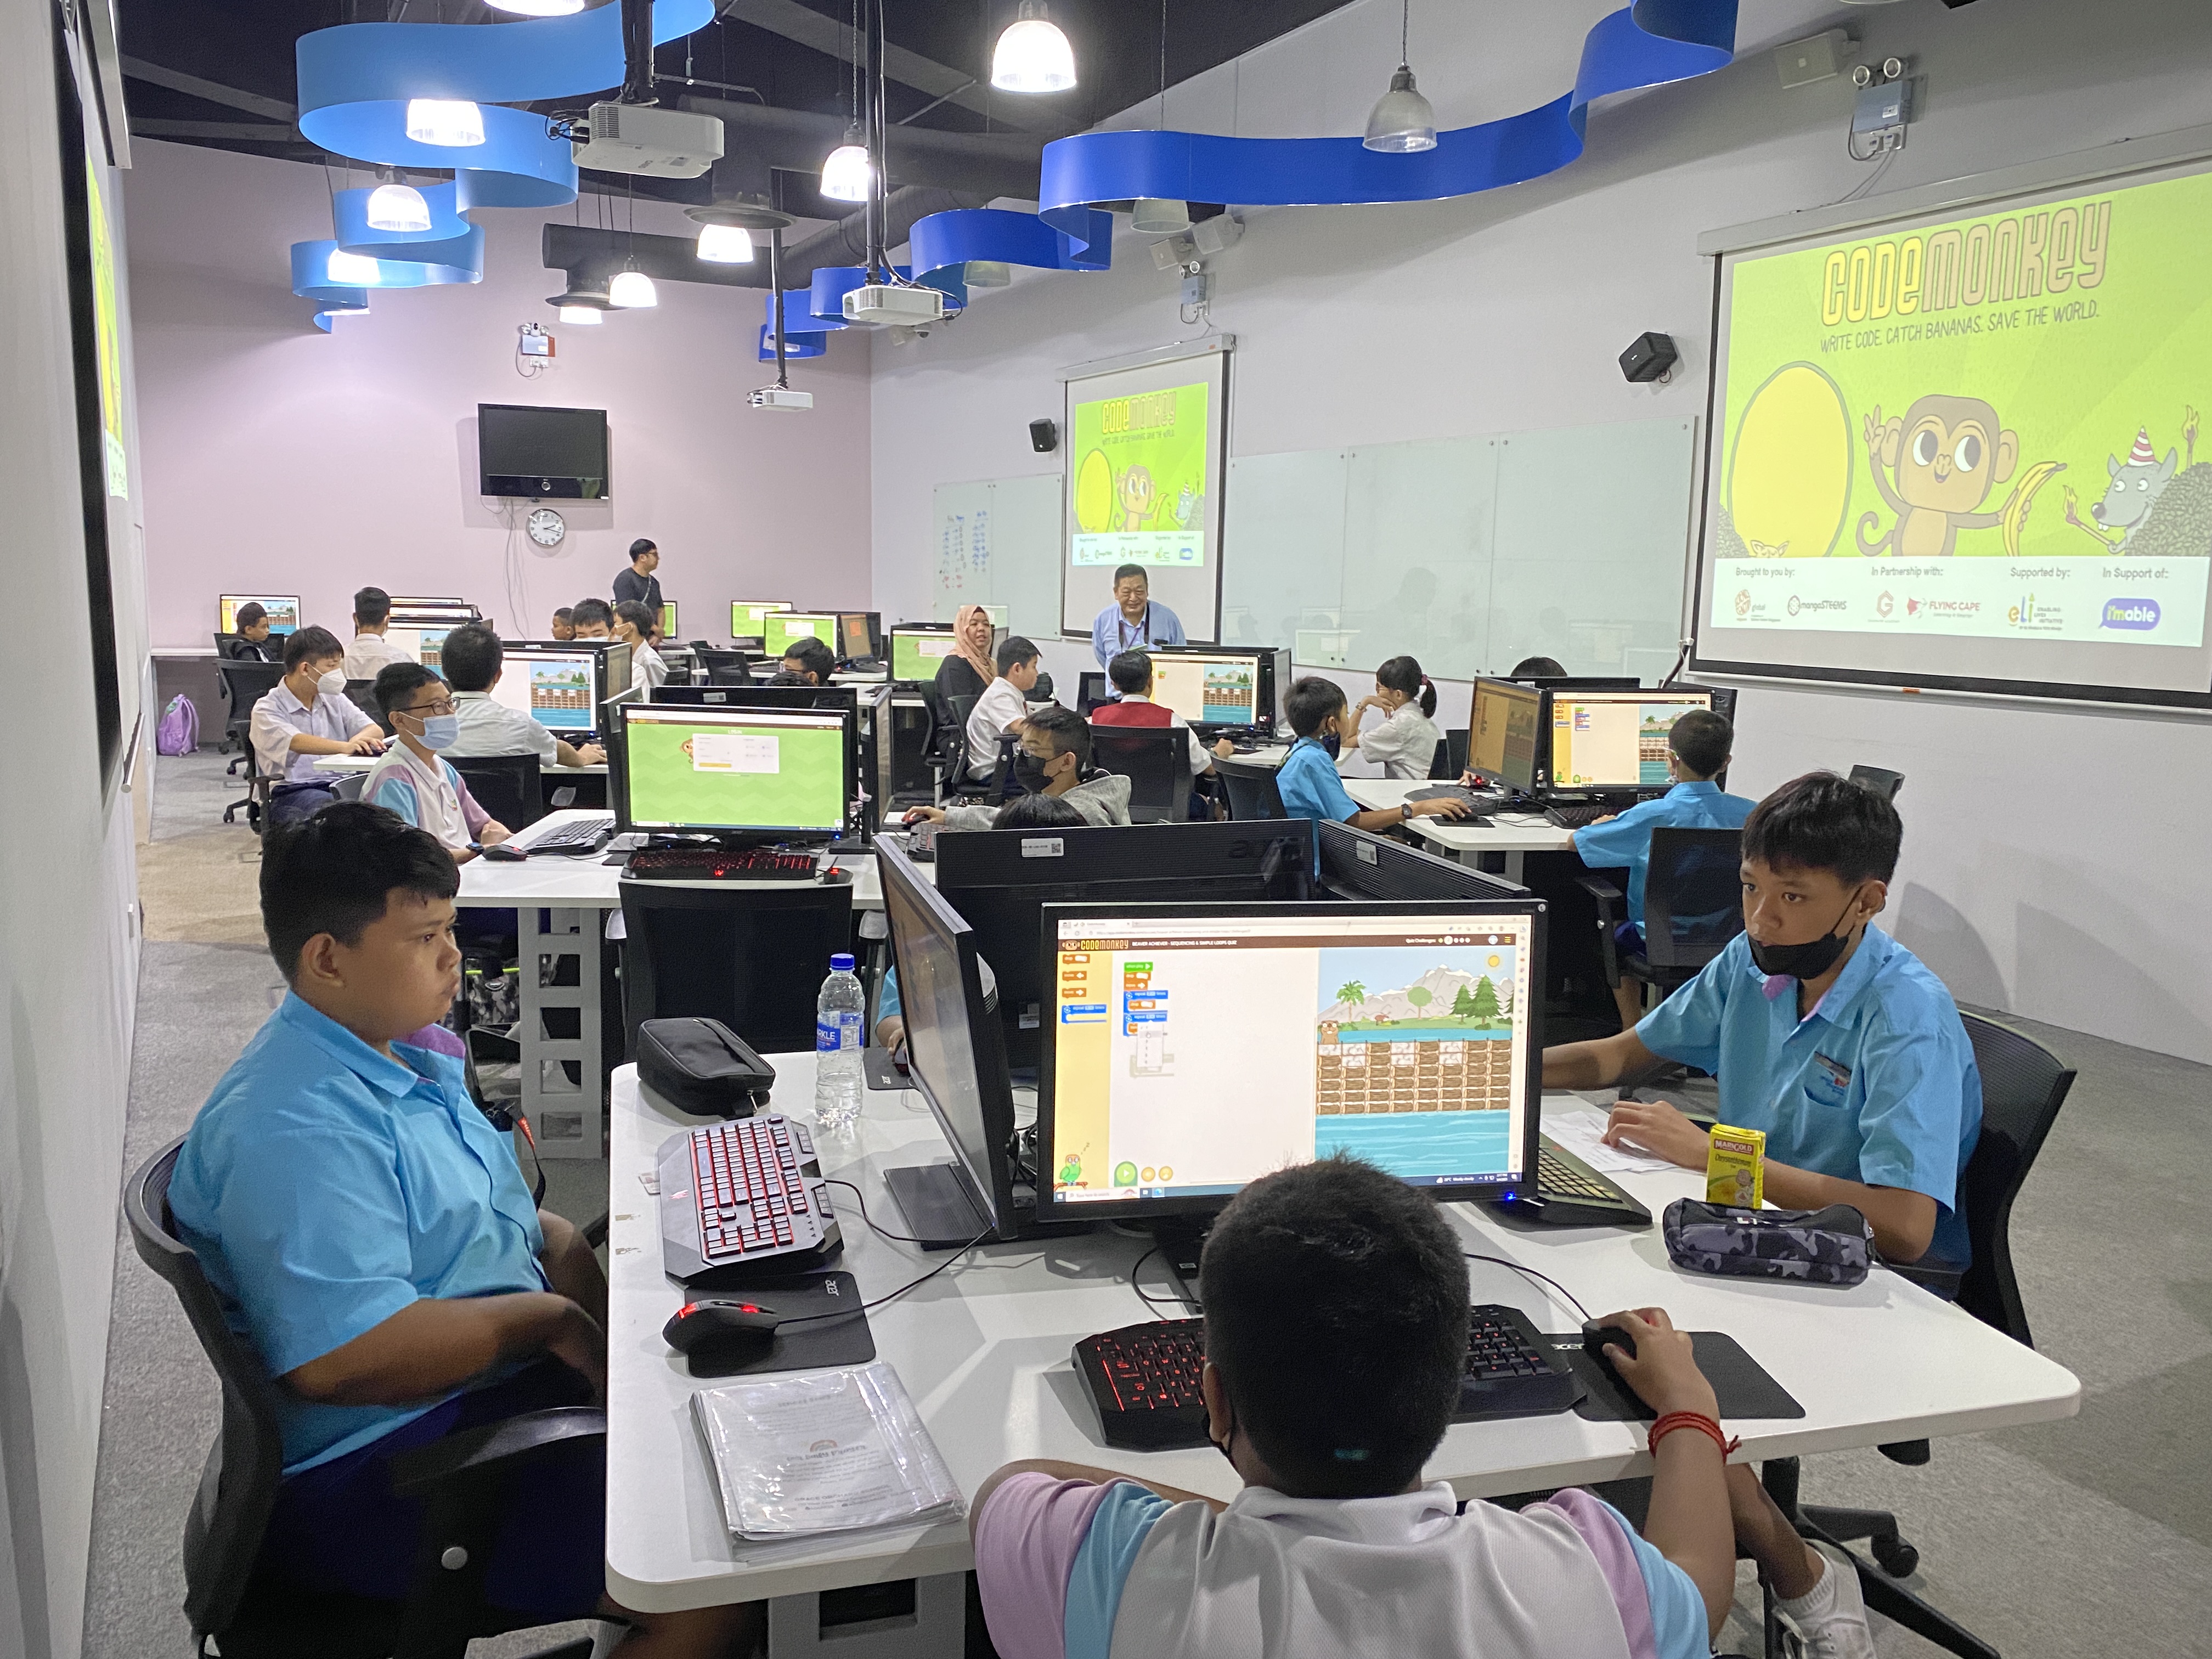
[389,595,470,610]
[887,625,956,683]
[1544,689,1716,792]
[1038,900,1545,1222]
[1142,648,1268,733]
[934,820,1313,1072]
[876,841,1024,1243]
[388,603,479,628]
[384,626,457,670]
[1316,820,1528,901]
[601,685,644,805]
[616,703,850,840]
[763,611,838,658]
[489,644,605,734]
[651,682,860,717]
[731,601,791,639]
[218,594,300,635]
[836,611,882,662]
[659,602,678,639]
[1467,679,1543,794]
[1505,676,1639,691]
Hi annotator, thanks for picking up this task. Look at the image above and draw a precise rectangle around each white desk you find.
[313,753,609,777]
[1343,778,1574,883]
[606,1058,2080,1613]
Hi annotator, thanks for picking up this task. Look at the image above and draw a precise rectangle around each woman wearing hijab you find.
[934,604,998,705]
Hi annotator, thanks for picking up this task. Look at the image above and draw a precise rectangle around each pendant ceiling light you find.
[1363,0,1437,153]
[364,180,432,233]
[991,0,1076,93]
[820,123,872,202]
[558,303,603,324]
[546,282,613,324]
[694,222,754,263]
[486,0,585,14]
[964,260,1012,288]
[608,263,657,307]
[325,249,383,285]
[404,98,486,147]
[1130,198,1189,233]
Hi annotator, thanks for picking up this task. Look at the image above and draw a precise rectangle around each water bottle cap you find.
[830,953,855,970]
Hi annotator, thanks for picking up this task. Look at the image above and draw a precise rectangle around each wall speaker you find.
[1029,417,1059,453]
[1618,332,1679,384]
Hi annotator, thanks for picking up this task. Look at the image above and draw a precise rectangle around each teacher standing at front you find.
[1089,564,1186,668]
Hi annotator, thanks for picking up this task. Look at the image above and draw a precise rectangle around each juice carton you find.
[1706,1124,1766,1210]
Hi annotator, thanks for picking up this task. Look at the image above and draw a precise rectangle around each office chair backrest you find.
[693,647,755,687]
[1087,724,1189,823]
[1077,672,1110,715]
[1848,764,1905,802]
[332,771,366,803]
[1428,737,1454,780]
[450,753,545,828]
[1215,754,1289,821]
[1955,1013,2073,1346]
[1641,827,1745,972]
[944,692,979,782]
[1444,727,1470,778]
[125,1138,286,1641]
[216,661,286,719]
[619,881,855,1056]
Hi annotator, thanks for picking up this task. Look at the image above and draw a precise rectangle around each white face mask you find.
[315,668,347,696]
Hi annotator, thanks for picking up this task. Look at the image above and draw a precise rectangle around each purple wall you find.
[123,139,872,650]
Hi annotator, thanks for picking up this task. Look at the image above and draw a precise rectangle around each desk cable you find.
[1463,1252,1591,1325]
[1127,1244,1201,1323]
[768,1217,997,1333]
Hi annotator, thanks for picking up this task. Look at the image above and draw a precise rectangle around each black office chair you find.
[1214,754,1289,820]
[1427,738,1453,780]
[450,754,545,830]
[1848,764,1905,802]
[1076,672,1110,715]
[943,692,980,793]
[346,679,394,737]
[123,1138,609,1659]
[1751,1013,2074,1659]
[692,648,755,687]
[1582,827,1743,1012]
[618,880,855,1057]
[1442,727,1470,778]
[1087,724,1190,823]
[217,662,287,826]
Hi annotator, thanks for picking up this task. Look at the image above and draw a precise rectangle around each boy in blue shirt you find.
[1571,708,1754,1030]
[1276,677,1471,847]
[168,803,753,1655]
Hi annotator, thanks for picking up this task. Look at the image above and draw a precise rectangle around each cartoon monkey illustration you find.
[1117,464,1158,531]
[1856,396,2022,557]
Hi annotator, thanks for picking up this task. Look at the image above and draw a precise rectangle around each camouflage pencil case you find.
[1662,1199,1874,1287]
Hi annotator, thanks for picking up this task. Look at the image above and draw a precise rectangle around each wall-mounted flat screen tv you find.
[479,403,610,499]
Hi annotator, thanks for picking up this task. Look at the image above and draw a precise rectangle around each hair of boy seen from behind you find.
[353,586,391,628]
[283,624,345,672]
[1023,702,1090,771]
[234,602,267,631]
[1375,654,1437,719]
[1107,650,1153,696]
[375,661,442,722]
[1284,675,1348,738]
[261,802,459,985]
[995,635,1040,676]
[1199,1156,1468,1498]
[1667,709,1732,781]
[552,607,574,626]
[1743,770,1902,885]
[993,791,1086,830]
[1509,654,1566,678]
[438,623,501,692]
[571,597,613,630]
[781,635,835,682]
[613,599,657,637]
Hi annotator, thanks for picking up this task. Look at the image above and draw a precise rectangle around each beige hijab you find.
[952,604,997,683]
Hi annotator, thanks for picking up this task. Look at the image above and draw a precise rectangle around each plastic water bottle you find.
[813,952,866,1132]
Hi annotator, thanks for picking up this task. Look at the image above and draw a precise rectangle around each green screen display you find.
[623,712,847,832]
[730,601,791,637]
[659,602,678,637]
[764,612,837,656]
[890,630,957,681]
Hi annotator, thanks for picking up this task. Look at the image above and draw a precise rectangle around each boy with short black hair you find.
[909,704,1131,830]
[343,586,407,679]
[778,635,836,686]
[972,1155,1736,1658]
[1277,676,1470,838]
[167,804,755,1655]
[963,635,1041,781]
[612,600,668,691]
[250,624,386,825]
[569,597,614,640]
[364,662,511,862]
[441,624,603,768]
[227,601,275,661]
[550,607,577,641]
[1094,649,1232,777]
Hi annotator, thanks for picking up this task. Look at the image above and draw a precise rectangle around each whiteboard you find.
[930,474,1062,641]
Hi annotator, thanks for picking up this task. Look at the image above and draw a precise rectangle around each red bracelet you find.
[1649,1412,1740,1457]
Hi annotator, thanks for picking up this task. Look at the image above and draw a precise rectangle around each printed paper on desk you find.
[1546,1109,1678,1176]
[691,732,779,774]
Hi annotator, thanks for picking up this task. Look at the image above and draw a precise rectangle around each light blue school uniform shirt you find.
[1090,600,1186,668]
[1572,780,1754,933]
[169,994,549,1472]
[1637,927,1982,1266]
[1274,736,1361,873]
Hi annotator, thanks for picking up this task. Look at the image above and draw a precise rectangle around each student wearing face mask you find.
[904,706,1131,831]
[363,663,511,862]
[250,625,387,826]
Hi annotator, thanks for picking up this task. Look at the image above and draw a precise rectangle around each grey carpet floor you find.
[81,753,2212,1656]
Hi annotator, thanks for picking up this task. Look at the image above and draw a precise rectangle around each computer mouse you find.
[1582,1319,1637,1372]
[664,1299,783,1355]
[891,1041,911,1077]
[478,843,528,862]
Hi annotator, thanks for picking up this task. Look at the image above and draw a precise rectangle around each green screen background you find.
[731,602,791,637]
[625,718,845,830]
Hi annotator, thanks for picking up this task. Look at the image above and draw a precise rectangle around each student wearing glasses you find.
[362,663,511,863]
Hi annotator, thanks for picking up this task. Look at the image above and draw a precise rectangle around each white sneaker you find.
[1776,1543,1879,1659]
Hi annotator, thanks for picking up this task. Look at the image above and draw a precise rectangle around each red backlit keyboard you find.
[654,1115,842,1286]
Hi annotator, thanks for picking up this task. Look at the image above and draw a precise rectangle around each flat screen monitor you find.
[1545,689,1716,792]
[659,602,678,639]
[1468,679,1543,793]
[218,594,299,635]
[1039,901,1545,1221]
[651,683,859,717]
[1317,821,1529,901]
[877,842,1022,1242]
[1143,648,1266,731]
[837,611,881,662]
[731,601,791,639]
[618,703,849,838]
[1506,676,1640,691]
[390,595,469,608]
[764,611,837,657]
[888,625,956,683]
[383,626,458,670]
[490,644,605,733]
[477,403,609,499]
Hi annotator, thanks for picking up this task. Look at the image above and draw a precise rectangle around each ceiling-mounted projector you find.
[750,386,814,411]
[842,284,946,327]
[570,102,724,178]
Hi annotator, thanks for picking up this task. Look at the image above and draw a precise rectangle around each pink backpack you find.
[155,693,200,755]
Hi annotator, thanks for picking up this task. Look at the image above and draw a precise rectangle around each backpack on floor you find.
[155,694,199,756]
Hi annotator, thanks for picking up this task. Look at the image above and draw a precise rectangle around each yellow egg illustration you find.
[1075,448,1115,534]
[1727,363,1853,558]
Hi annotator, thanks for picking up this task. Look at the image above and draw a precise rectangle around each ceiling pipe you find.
[620,0,656,105]
[679,95,1043,201]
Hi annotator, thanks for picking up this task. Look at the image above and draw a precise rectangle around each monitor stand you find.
[1146,1216,1212,1283]
[883,1161,994,1250]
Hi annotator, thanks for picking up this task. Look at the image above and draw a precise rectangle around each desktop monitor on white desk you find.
[1543,688,1716,792]
[1468,678,1543,794]
[730,600,790,641]
[1141,647,1282,735]
[490,644,606,735]
[218,594,300,635]
[887,625,955,683]
[616,702,851,842]
[763,611,838,658]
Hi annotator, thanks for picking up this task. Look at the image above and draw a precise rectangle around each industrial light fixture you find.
[965,260,1011,288]
[819,122,872,202]
[546,282,613,324]
[694,222,754,263]
[558,303,603,324]
[405,98,486,147]
[325,249,382,285]
[486,0,585,13]
[991,0,1076,93]
[364,178,432,233]
[608,262,657,307]
[1363,0,1437,153]
[1131,198,1190,234]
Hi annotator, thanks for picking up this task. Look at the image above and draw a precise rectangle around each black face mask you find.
[1013,753,1054,793]
[1321,731,1342,759]
[1748,891,1862,981]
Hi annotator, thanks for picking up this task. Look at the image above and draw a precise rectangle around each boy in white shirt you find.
[612,601,668,692]
[341,586,408,680]
[966,635,1041,782]
[439,625,605,768]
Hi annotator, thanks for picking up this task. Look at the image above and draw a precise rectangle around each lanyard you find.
[1114,603,1151,648]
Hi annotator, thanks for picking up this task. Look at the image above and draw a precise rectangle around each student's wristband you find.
[1648,1411,1738,1457]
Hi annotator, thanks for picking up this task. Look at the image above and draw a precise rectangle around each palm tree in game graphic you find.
[1334,980,1366,1012]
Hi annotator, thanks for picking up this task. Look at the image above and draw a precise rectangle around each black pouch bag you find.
[1662,1198,1874,1287]
[636,1018,776,1117]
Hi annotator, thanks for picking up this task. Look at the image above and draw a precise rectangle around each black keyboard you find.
[1075,1305,1582,1452]
[1407,785,1513,814]
[1494,1135,1653,1228]
[1543,802,1615,829]
[625,845,821,881]
[655,1115,843,1286]
[524,813,616,855]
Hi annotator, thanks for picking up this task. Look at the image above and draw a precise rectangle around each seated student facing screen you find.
[1276,676,1471,836]
[549,607,577,642]
[778,635,836,687]
[1571,708,1754,1031]
[364,663,511,864]
[249,624,386,827]
[343,586,408,681]
[909,705,1131,830]
[438,624,604,768]
[961,635,1043,782]
[226,602,276,661]
[613,600,669,692]
[1094,650,1235,777]
[568,597,613,640]
[166,804,757,1656]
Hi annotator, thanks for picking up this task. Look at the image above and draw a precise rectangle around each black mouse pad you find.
[864,1048,909,1092]
[1547,1331,1805,1423]
[681,1271,876,1379]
